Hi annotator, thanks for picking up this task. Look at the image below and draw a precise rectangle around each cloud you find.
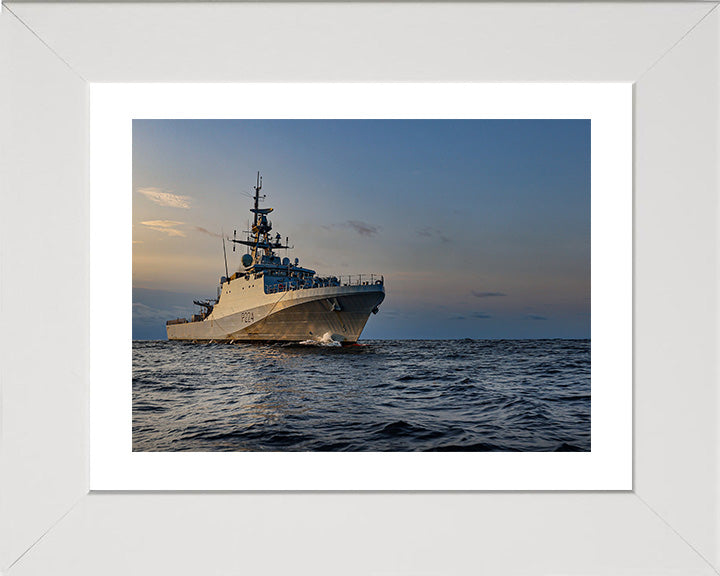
[132,302,171,321]
[451,312,491,320]
[346,220,380,237]
[141,220,186,237]
[469,312,492,319]
[416,227,450,243]
[323,220,380,237]
[472,291,507,298]
[526,314,548,321]
[137,187,191,209]
[192,226,223,238]
[138,222,223,238]
[133,302,191,323]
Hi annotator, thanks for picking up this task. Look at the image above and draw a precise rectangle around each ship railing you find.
[264,274,384,294]
[265,281,309,294]
[338,274,384,287]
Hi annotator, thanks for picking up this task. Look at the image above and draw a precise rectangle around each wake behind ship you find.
[166,173,385,344]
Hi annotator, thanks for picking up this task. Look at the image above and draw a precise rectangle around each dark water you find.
[133,339,590,452]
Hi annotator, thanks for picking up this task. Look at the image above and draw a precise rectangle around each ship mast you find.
[252,171,262,228]
[230,172,292,267]
[251,171,264,261]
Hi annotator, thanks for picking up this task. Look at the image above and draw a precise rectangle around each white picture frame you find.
[2,2,719,574]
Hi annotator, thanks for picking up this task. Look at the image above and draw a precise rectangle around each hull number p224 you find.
[241,311,255,323]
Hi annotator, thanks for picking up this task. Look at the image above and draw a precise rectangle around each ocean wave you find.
[133,339,591,452]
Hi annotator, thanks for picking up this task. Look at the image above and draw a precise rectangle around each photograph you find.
[132,119,590,452]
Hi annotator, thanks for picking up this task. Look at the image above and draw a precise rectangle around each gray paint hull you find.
[167,284,384,343]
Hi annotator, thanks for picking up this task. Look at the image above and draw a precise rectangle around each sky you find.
[133,119,590,340]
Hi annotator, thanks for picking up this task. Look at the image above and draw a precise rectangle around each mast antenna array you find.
[252,171,265,227]
[229,171,292,263]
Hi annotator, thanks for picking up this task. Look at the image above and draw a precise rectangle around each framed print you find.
[2,2,719,575]
[90,82,630,491]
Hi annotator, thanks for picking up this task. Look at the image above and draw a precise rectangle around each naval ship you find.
[166,173,385,344]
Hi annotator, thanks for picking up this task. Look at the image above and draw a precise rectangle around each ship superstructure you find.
[166,173,385,344]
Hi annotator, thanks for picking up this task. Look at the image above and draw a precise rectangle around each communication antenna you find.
[222,233,229,279]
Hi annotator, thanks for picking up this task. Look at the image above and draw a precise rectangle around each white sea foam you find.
[299,332,342,347]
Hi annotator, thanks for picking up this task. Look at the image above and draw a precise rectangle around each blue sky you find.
[133,119,590,340]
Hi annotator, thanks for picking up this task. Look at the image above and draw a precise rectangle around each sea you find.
[133,339,590,452]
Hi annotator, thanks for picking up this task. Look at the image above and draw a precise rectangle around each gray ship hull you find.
[167,284,384,343]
